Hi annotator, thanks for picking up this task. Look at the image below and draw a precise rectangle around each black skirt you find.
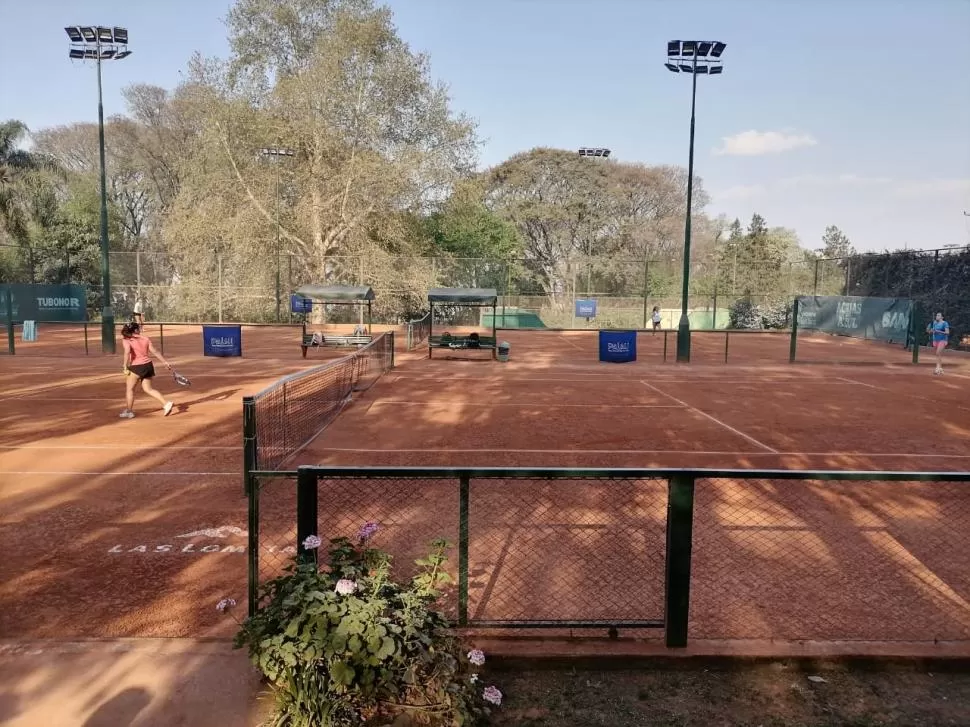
[129,362,155,380]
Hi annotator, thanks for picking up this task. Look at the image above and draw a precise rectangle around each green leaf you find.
[375,636,397,660]
[330,661,355,686]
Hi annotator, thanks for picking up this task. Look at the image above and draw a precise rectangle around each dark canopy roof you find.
[294,284,375,302]
[427,287,498,305]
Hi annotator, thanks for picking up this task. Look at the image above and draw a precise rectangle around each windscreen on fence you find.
[795,295,912,344]
[245,332,394,472]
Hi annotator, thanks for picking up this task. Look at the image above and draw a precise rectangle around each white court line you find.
[369,400,684,409]
[839,375,970,413]
[0,445,239,451]
[0,470,237,476]
[388,374,856,385]
[3,396,242,404]
[311,446,970,458]
[837,376,880,390]
[639,380,780,454]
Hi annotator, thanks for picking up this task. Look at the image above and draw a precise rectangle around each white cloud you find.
[891,178,970,198]
[713,130,818,156]
[713,175,970,204]
[715,184,767,201]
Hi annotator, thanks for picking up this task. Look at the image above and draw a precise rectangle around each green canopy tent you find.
[427,287,498,359]
[293,284,375,333]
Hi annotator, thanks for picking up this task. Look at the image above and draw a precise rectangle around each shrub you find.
[228,526,501,726]
[760,299,792,329]
[728,298,762,329]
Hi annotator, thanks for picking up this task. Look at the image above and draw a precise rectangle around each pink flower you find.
[216,598,236,613]
[357,522,379,542]
[335,579,358,595]
[482,686,502,706]
[303,535,322,550]
[467,649,485,666]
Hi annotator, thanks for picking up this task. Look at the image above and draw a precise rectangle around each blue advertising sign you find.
[575,299,597,318]
[0,284,88,322]
[202,325,243,357]
[290,294,313,314]
[598,329,637,363]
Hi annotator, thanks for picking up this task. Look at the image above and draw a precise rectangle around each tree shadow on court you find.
[0,643,268,726]
[2,331,970,718]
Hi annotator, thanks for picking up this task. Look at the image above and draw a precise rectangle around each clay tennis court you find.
[2,326,969,647]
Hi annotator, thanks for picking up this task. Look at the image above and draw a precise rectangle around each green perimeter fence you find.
[244,467,970,648]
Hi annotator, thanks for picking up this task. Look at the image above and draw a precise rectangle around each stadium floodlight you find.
[259,146,296,322]
[65,25,132,354]
[665,39,727,363]
[578,147,611,158]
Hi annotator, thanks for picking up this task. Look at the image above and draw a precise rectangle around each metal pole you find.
[642,258,650,329]
[676,53,699,363]
[275,162,281,323]
[218,254,224,323]
[95,38,115,354]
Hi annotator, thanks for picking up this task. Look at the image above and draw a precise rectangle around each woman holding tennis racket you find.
[120,321,174,418]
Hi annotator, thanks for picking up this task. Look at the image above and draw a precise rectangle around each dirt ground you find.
[488,659,970,727]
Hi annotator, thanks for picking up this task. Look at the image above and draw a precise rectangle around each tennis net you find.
[246,332,394,471]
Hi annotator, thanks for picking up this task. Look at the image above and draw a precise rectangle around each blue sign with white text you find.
[598,329,637,363]
[290,295,313,314]
[203,325,242,357]
[575,299,597,318]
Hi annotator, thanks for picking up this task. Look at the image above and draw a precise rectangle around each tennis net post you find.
[789,297,799,363]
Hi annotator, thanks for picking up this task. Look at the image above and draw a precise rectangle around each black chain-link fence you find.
[248,468,970,647]
[690,477,970,642]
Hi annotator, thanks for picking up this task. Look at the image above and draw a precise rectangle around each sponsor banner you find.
[598,329,637,363]
[0,283,88,322]
[290,294,313,314]
[202,324,242,356]
[796,295,912,343]
[575,299,597,318]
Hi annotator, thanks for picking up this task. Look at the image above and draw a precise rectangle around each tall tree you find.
[819,224,854,259]
[160,0,477,320]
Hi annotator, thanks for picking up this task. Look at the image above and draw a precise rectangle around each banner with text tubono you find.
[796,295,912,343]
[0,284,88,322]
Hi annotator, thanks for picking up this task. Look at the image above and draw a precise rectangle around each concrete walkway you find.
[0,639,270,727]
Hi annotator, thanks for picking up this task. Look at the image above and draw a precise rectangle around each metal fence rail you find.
[246,467,970,648]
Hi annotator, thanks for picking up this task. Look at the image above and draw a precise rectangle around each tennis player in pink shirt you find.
[120,322,174,419]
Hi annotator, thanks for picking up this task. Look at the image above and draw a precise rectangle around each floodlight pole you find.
[677,53,699,363]
[274,161,281,322]
[68,26,130,353]
[259,146,294,322]
[95,39,113,353]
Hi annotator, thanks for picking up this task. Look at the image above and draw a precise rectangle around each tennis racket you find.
[171,369,192,387]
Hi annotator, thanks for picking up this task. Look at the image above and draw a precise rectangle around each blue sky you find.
[2,0,968,252]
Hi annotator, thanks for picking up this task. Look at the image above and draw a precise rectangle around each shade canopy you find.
[428,287,498,305]
[294,284,375,302]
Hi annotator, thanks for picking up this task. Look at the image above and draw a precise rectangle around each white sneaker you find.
[119,410,134,419]
[163,401,174,416]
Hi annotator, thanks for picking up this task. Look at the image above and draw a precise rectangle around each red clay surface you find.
[2,325,969,648]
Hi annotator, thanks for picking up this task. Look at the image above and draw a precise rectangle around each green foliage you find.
[235,532,498,726]
[728,298,762,329]
[760,299,792,329]
[848,246,970,349]
[819,225,854,259]
[728,297,790,330]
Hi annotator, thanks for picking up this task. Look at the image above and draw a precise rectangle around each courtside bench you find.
[302,333,372,358]
[428,334,497,358]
